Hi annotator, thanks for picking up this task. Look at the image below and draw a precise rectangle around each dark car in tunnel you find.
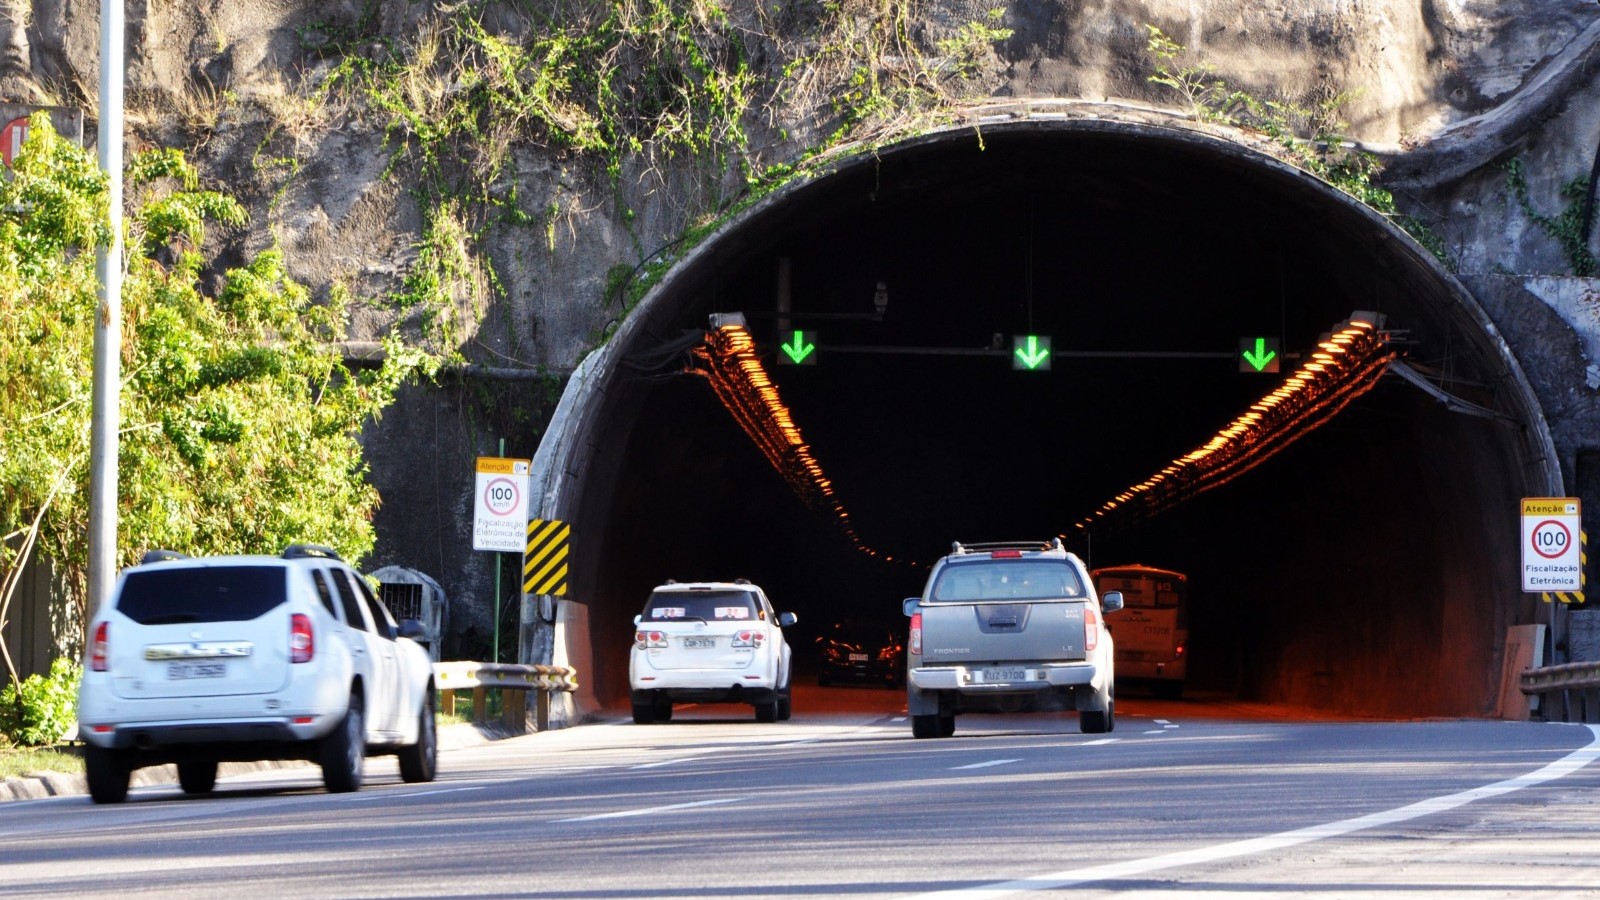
[816,619,905,687]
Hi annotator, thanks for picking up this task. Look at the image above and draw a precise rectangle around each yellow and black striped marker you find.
[1542,529,1586,605]
[524,519,570,596]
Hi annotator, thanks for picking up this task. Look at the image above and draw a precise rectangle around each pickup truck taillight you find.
[290,613,314,663]
[91,621,108,672]
[635,630,668,649]
[731,629,766,648]
[909,613,922,655]
[1083,605,1100,652]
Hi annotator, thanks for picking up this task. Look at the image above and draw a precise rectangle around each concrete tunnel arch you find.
[529,107,1562,721]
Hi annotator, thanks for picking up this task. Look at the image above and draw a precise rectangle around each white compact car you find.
[629,579,796,723]
[76,545,438,802]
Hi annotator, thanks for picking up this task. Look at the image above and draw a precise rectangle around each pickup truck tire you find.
[912,714,942,739]
[85,746,131,804]
[1080,697,1115,734]
[320,693,366,793]
[777,683,793,721]
[939,714,956,737]
[755,695,780,722]
[177,761,218,794]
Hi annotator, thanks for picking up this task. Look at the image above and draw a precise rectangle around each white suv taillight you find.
[909,612,922,656]
[91,621,108,672]
[732,629,766,648]
[291,613,314,663]
[1084,605,1100,652]
[635,630,668,649]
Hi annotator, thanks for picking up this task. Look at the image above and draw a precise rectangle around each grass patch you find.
[0,746,83,779]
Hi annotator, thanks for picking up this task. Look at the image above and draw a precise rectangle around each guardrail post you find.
[472,685,488,724]
[536,688,550,731]
[439,689,456,717]
[502,688,527,731]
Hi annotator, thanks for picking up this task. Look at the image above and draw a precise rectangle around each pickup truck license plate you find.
[681,637,716,649]
[167,662,226,680]
[980,667,1027,683]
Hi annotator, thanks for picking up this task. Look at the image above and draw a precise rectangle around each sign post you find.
[1521,497,1583,596]
[475,456,531,663]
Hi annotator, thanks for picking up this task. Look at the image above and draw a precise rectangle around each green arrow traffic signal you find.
[778,329,817,365]
[1239,336,1280,373]
[1012,335,1052,371]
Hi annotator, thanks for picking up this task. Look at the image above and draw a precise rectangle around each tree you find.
[0,115,434,690]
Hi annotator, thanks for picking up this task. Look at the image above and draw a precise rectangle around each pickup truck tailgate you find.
[919,600,1087,664]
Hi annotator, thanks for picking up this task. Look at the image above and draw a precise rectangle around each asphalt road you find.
[3,687,1598,898]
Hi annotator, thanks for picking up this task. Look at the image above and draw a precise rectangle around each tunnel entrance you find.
[541,114,1559,720]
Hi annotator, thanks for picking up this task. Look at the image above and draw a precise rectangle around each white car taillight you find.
[291,613,314,663]
[91,621,109,672]
[732,629,766,648]
[635,630,668,649]
[909,613,922,656]
[1084,605,1100,652]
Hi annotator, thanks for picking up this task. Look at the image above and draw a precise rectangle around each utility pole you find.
[86,0,124,614]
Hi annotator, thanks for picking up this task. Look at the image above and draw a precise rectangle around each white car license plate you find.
[980,666,1027,683]
[848,653,869,662]
[168,662,227,680]
[681,637,716,649]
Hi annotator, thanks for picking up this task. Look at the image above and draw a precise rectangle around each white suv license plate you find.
[681,637,716,650]
[167,662,227,680]
[979,667,1028,683]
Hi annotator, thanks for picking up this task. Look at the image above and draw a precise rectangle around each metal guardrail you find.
[1520,661,1600,723]
[433,661,579,732]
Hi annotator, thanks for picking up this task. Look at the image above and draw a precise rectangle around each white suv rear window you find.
[115,566,287,624]
[642,590,759,621]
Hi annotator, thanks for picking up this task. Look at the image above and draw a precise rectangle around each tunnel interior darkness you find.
[566,122,1548,719]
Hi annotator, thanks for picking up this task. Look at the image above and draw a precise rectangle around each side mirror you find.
[902,597,921,617]
[778,611,798,628]
[1101,590,1124,613]
[633,614,642,626]
[398,618,426,641]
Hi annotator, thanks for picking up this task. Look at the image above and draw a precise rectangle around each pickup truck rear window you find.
[643,590,759,621]
[931,561,1085,601]
[115,566,288,624]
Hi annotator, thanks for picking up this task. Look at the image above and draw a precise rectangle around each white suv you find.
[76,545,438,802]
[629,580,796,723]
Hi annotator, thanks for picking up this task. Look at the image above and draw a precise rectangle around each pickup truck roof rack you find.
[139,549,190,564]
[950,538,1065,555]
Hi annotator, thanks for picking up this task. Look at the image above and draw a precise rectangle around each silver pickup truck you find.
[902,539,1123,739]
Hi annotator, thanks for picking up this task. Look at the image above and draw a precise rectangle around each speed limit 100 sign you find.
[1521,497,1582,592]
[473,456,531,552]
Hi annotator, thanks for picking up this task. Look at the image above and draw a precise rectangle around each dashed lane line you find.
[902,723,1600,899]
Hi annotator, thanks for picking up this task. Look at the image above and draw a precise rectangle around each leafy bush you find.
[0,657,82,747]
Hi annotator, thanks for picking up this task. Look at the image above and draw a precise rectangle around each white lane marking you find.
[630,757,705,769]
[1154,719,1170,725]
[902,723,1600,899]
[1082,738,1120,746]
[1141,730,1167,735]
[891,716,907,722]
[1165,724,1179,729]
[356,786,486,800]
[951,759,1021,771]
[551,797,745,823]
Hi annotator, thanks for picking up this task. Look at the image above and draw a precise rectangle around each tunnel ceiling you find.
[565,117,1550,716]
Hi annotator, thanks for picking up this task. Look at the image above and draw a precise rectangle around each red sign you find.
[1,116,28,166]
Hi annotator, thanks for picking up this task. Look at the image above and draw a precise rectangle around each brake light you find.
[635,630,668,649]
[909,613,922,655]
[732,630,766,648]
[878,644,902,662]
[990,550,1022,558]
[91,621,108,672]
[1084,605,1100,652]
[1174,643,1185,657]
[291,613,314,663]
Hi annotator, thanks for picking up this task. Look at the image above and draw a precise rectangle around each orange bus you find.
[1091,564,1188,699]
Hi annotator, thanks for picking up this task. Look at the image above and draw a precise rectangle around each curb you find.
[0,721,524,803]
